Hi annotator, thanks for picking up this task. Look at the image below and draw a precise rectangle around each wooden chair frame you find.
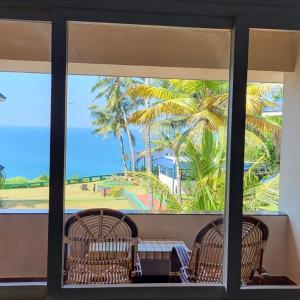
[170,216,269,285]
[64,208,142,285]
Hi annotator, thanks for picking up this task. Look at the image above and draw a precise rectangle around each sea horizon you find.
[0,126,144,179]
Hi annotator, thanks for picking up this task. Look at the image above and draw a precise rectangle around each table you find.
[137,239,190,281]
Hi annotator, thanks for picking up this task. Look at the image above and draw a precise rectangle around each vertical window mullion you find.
[47,10,67,298]
[223,17,249,300]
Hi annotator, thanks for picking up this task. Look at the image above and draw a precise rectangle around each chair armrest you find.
[170,245,190,283]
[251,247,270,282]
[131,253,142,279]
[256,267,270,279]
[63,242,69,283]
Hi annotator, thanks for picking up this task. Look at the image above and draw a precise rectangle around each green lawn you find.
[0,181,143,210]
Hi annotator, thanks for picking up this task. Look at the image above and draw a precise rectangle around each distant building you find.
[152,155,188,194]
[262,97,283,116]
[153,156,267,194]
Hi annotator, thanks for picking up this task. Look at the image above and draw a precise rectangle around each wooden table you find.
[137,240,296,285]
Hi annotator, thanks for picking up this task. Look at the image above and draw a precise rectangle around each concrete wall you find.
[280,50,300,283]
[158,173,175,194]
[0,212,288,280]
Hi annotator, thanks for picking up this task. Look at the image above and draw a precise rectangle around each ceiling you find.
[0,20,299,81]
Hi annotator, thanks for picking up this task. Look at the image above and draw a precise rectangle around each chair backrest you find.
[64,208,138,284]
[188,216,269,284]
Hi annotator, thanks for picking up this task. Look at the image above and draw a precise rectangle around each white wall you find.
[280,51,300,283]
[0,212,288,279]
[158,173,175,194]
[158,173,186,195]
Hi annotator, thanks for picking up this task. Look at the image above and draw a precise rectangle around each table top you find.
[138,239,190,260]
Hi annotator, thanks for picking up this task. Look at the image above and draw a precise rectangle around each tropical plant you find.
[90,105,129,173]
[89,77,281,212]
[184,130,279,212]
[0,94,6,193]
[184,130,226,211]
[32,174,49,183]
[91,77,142,170]
[0,165,5,189]
[5,176,28,184]
[152,130,184,204]
[128,80,281,150]
[126,78,161,208]
[243,158,280,211]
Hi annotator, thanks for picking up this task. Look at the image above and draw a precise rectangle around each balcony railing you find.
[0,210,291,283]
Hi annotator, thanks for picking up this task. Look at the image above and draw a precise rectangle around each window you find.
[60,21,231,289]
[0,19,51,283]
[65,22,231,214]
[241,28,300,288]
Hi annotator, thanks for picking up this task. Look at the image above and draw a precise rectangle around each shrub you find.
[109,187,123,198]
[6,176,29,184]
[32,174,49,183]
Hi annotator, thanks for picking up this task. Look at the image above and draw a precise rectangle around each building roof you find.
[153,156,188,170]
[262,97,283,115]
[153,156,254,172]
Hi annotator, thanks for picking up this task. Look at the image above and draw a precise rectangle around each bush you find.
[0,165,5,189]
[109,187,123,198]
[32,174,49,183]
[6,176,29,184]
[0,175,4,189]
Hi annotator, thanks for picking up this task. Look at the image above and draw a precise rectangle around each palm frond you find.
[127,84,183,100]
[129,98,196,124]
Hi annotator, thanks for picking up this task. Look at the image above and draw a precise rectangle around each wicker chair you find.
[170,216,269,285]
[64,208,142,285]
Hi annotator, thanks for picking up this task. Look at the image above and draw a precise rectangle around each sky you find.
[0,72,99,128]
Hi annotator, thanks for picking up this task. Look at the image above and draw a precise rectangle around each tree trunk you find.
[174,154,183,205]
[121,104,136,171]
[117,133,128,173]
[145,79,154,209]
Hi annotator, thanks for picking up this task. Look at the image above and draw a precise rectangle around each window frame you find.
[0,6,50,299]
[236,14,300,300]
[0,3,300,300]
[47,8,233,300]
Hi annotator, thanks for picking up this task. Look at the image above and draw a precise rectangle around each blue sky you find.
[0,72,99,128]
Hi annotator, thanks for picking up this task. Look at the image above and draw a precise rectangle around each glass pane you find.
[242,28,300,287]
[0,20,51,282]
[64,22,230,286]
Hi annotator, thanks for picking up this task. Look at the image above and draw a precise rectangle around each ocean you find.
[0,126,145,179]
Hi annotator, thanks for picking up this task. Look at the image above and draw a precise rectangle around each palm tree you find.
[91,77,141,171]
[89,105,128,173]
[152,131,184,204]
[0,93,6,192]
[128,80,281,149]
[143,78,152,174]
[184,130,279,211]
[184,130,226,211]
[0,165,5,189]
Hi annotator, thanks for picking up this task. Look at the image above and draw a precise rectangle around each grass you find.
[0,181,143,210]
